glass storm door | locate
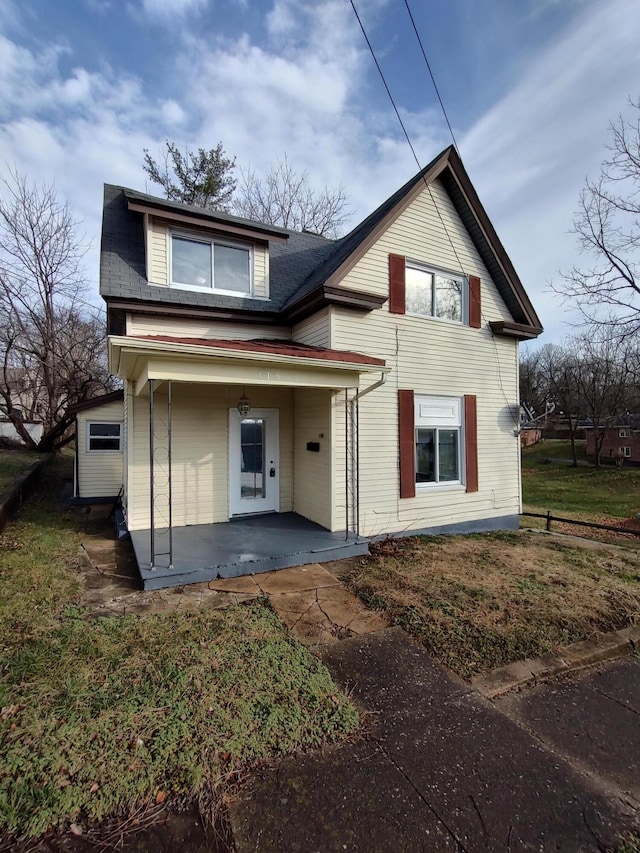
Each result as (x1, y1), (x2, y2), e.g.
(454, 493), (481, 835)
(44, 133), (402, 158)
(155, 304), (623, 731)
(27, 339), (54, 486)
(229, 408), (279, 516)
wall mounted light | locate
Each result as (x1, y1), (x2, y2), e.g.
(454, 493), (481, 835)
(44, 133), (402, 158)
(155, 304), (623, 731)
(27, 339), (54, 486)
(237, 387), (251, 418)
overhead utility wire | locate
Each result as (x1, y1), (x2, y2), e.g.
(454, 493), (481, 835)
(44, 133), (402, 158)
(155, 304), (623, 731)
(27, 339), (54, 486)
(348, 0), (467, 276)
(349, 0), (520, 426)
(401, 0), (459, 155)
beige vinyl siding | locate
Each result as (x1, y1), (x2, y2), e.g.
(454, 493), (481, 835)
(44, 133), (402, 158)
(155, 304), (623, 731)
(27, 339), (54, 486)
(293, 388), (333, 529)
(292, 309), (331, 348)
(331, 177), (520, 536)
(127, 384), (293, 531)
(147, 218), (269, 297)
(336, 178), (511, 323)
(148, 219), (168, 285)
(77, 400), (124, 499)
(127, 314), (291, 341)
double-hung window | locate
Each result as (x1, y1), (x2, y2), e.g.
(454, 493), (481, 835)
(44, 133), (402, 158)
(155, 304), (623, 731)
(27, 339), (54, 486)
(619, 428), (630, 438)
(170, 232), (252, 295)
(405, 265), (465, 322)
(87, 422), (122, 452)
(622, 446), (632, 458)
(414, 396), (462, 485)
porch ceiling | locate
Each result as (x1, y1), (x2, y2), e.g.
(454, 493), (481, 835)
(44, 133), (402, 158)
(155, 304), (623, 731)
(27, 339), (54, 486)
(109, 334), (388, 394)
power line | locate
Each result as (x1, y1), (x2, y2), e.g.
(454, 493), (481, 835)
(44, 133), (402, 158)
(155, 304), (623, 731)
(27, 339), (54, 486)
(348, 0), (521, 425)
(402, 0), (459, 154)
(348, 0), (467, 276)
(348, 0), (425, 178)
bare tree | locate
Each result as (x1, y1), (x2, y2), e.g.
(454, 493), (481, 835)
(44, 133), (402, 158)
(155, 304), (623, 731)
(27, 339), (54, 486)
(571, 329), (636, 466)
(234, 154), (351, 237)
(556, 96), (640, 335)
(142, 141), (236, 211)
(0, 171), (113, 449)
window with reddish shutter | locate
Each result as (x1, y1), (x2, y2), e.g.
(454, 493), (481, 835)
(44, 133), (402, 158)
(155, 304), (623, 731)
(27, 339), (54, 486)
(388, 254), (481, 328)
(398, 392), (478, 496)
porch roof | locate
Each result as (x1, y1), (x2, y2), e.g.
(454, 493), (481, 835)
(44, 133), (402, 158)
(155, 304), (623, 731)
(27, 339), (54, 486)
(109, 334), (388, 393)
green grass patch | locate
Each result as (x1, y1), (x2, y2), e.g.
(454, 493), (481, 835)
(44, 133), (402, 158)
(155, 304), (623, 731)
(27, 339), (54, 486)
(0, 460), (358, 843)
(0, 449), (43, 493)
(521, 438), (587, 462)
(522, 462), (640, 519)
(347, 532), (640, 680)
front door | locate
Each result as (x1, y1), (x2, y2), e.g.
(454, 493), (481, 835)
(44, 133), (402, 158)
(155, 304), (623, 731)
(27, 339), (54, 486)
(229, 408), (279, 516)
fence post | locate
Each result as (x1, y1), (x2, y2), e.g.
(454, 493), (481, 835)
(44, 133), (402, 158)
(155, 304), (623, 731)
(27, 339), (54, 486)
(546, 510), (552, 532)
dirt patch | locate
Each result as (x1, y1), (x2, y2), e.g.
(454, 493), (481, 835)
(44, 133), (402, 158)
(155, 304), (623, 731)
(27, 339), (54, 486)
(345, 530), (640, 679)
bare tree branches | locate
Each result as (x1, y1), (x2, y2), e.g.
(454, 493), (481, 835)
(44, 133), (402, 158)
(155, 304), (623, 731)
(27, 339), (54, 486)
(142, 141), (236, 211)
(556, 96), (640, 335)
(0, 171), (113, 448)
(520, 330), (639, 467)
(234, 154), (351, 238)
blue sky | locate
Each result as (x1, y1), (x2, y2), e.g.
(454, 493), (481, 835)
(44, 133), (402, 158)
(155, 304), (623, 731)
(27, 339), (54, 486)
(1, 0), (638, 343)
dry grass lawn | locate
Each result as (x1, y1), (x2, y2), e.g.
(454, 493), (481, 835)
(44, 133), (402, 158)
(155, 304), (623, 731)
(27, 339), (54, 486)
(346, 531), (640, 679)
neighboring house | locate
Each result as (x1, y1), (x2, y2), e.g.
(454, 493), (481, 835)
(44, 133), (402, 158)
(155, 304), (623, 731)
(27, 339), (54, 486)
(99, 145), (542, 588)
(66, 390), (125, 502)
(0, 367), (44, 445)
(585, 415), (640, 464)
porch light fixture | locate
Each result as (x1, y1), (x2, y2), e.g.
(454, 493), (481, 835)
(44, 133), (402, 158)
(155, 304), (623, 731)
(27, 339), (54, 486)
(237, 389), (251, 418)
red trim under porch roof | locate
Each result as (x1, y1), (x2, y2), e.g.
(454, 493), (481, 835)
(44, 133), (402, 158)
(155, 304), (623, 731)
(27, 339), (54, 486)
(133, 336), (386, 368)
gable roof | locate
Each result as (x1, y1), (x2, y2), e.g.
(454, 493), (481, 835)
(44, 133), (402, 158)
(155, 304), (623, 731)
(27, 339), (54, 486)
(283, 146), (541, 331)
(100, 147), (542, 334)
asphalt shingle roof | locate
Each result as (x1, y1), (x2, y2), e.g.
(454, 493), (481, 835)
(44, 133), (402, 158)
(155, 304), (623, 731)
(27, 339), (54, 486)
(99, 147), (542, 331)
(100, 184), (337, 313)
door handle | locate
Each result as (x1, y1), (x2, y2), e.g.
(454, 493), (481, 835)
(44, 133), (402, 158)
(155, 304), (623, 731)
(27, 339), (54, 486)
(269, 467), (276, 478)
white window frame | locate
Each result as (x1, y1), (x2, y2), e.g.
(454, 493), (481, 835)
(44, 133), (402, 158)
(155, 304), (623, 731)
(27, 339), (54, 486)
(405, 262), (467, 325)
(619, 428), (630, 438)
(414, 395), (464, 489)
(87, 421), (123, 453)
(622, 446), (632, 458)
(168, 229), (254, 297)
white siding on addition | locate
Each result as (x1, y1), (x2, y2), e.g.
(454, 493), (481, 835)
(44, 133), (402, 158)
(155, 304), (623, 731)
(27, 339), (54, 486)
(76, 399), (124, 499)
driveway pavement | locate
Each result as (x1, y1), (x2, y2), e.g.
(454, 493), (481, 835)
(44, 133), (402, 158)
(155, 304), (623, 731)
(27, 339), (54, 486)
(230, 629), (640, 852)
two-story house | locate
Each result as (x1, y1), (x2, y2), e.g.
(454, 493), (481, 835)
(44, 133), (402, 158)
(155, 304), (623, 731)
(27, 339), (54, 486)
(91, 145), (542, 589)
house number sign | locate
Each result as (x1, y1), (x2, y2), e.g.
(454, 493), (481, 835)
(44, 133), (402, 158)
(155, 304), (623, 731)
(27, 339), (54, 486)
(258, 370), (281, 381)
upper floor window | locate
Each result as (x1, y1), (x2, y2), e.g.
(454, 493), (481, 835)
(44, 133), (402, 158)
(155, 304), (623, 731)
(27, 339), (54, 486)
(170, 232), (252, 295)
(405, 265), (465, 322)
(619, 428), (630, 438)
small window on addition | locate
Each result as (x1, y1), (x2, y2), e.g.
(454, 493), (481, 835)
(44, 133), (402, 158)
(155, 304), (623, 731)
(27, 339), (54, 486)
(88, 422), (122, 452)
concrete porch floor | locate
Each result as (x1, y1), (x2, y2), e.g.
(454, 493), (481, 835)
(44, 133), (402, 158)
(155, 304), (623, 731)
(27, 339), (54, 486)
(129, 512), (369, 591)
(80, 513), (386, 644)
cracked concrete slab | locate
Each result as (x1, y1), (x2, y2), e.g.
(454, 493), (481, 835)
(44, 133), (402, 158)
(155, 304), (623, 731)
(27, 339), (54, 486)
(80, 527), (384, 643)
(230, 629), (639, 852)
(255, 563), (342, 594)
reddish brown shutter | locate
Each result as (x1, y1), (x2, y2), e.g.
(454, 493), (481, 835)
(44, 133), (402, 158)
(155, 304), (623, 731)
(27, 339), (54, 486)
(464, 394), (478, 493)
(389, 254), (406, 314)
(398, 390), (415, 498)
(468, 275), (481, 329)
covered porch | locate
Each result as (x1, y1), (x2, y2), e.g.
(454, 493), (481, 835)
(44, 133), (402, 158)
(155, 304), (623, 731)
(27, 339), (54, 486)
(130, 512), (369, 590)
(109, 334), (386, 589)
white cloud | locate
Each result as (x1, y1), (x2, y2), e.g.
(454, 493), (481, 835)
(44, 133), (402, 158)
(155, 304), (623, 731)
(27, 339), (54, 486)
(0, 0), (634, 343)
(461, 0), (640, 341)
(138, 0), (207, 21)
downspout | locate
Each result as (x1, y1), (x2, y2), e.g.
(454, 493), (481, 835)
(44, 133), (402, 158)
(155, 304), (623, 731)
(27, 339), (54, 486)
(350, 373), (388, 538)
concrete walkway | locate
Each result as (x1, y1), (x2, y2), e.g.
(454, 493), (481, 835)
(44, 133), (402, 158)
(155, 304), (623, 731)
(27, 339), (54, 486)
(80, 523), (385, 643)
(229, 629), (639, 852)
